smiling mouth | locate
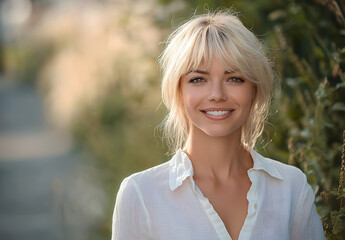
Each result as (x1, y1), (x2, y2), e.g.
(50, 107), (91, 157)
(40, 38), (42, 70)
(201, 109), (235, 116)
(206, 110), (230, 116)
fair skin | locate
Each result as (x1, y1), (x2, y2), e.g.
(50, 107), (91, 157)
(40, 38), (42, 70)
(180, 57), (256, 240)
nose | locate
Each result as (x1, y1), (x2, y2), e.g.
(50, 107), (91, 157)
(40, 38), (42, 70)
(208, 82), (227, 102)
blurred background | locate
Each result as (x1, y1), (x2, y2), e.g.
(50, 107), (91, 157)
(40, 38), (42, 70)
(0, 0), (344, 239)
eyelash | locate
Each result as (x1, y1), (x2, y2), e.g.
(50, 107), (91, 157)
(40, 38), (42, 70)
(189, 77), (204, 83)
(188, 77), (245, 84)
(228, 77), (245, 83)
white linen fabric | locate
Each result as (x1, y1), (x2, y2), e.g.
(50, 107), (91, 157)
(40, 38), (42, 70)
(111, 149), (325, 240)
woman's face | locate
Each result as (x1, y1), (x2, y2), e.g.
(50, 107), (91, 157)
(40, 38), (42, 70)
(180, 58), (255, 139)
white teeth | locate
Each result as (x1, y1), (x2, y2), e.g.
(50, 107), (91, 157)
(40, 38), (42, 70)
(206, 110), (231, 116)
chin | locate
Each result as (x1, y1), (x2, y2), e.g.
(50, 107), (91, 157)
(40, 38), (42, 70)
(201, 127), (241, 139)
(190, 121), (244, 140)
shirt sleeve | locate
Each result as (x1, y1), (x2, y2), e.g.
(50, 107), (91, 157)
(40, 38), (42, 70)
(290, 172), (325, 240)
(111, 176), (152, 240)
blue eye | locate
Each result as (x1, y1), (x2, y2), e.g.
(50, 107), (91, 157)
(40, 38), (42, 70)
(189, 77), (204, 83)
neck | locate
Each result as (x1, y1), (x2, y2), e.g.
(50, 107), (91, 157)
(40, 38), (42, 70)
(183, 127), (253, 182)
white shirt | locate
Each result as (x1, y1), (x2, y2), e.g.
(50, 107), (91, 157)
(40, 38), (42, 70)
(112, 149), (325, 240)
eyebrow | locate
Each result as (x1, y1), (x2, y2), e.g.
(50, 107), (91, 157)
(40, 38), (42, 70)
(186, 69), (238, 75)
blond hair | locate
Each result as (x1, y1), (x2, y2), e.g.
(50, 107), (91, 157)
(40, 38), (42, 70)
(159, 10), (275, 153)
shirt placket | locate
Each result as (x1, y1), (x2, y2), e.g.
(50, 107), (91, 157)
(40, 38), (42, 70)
(238, 170), (260, 240)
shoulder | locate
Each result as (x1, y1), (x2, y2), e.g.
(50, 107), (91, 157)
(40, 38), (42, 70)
(252, 150), (307, 185)
(114, 160), (171, 217)
(255, 152), (317, 214)
(253, 151), (311, 197)
(266, 157), (306, 182)
(113, 162), (171, 239)
(252, 154), (325, 239)
(261, 154), (315, 209)
(126, 160), (170, 184)
(118, 160), (171, 197)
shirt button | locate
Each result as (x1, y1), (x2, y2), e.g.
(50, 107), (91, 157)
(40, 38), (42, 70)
(253, 203), (257, 209)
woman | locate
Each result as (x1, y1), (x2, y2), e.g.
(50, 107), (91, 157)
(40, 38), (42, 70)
(111, 10), (325, 240)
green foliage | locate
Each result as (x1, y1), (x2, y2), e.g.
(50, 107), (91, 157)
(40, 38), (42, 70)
(264, 0), (345, 238)
(74, 81), (168, 187)
(4, 40), (55, 83)
(264, 1), (345, 238)
(321, 131), (345, 238)
(72, 79), (168, 237)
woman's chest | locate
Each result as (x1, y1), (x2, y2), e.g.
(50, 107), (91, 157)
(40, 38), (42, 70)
(146, 178), (292, 240)
(201, 181), (251, 239)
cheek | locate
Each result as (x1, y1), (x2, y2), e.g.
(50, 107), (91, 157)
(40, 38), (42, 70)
(233, 87), (255, 112)
(183, 95), (196, 116)
(182, 88), (200, 109)
(234, 92), (253, 105)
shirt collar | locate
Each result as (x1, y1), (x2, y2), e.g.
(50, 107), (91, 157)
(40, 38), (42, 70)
(169, 149), (283, 191)
(249, 149), (284, 180)
(169, 149), (194, 191)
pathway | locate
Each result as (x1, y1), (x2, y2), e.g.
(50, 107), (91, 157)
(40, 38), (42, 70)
(0, 77), (104, 240)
